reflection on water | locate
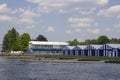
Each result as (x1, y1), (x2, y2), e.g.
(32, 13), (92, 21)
(0, 58), (120, 80)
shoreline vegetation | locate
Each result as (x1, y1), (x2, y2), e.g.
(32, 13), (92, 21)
(1, 54), (120, 63)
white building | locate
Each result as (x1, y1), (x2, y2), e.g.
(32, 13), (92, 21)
(27, 41), (68, 54)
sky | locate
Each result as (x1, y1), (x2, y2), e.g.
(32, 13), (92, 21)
(0, 0), (120, 43)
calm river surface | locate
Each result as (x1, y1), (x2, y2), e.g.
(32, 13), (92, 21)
(0, 58), (120, 80)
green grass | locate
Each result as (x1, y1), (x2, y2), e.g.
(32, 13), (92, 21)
(34, 54), (120, 61)
(1, 53), (120, 61)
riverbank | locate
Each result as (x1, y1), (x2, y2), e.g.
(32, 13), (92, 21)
(1, 54), (120, 63)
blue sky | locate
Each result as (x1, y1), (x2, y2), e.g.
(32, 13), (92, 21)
(0, 0), (120, 43)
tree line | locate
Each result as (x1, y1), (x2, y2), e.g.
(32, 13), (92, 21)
(68, 35), (120, 46)
(2, 28), (48, 52)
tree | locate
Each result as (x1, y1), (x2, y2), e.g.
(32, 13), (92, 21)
(35, 34), (48, 41)
(2, 30), (10, 52)
(97, 35), (110, 44)
(19, 33), (31, 51)
(67, 39), (79, 46)
(110, 38), (120, 44)
(2, 28), (19, 52)
(84, 39), (92, 45)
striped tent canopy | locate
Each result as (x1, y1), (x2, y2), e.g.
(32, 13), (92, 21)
(63, 46), (75, 50)
(90, 44), (103, 50)
(106, 44), (120, 49)
(73, 45), (87, 50)
(84, 44), (103, 50)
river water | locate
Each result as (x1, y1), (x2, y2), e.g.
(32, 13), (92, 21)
(0, 58), (120, 80)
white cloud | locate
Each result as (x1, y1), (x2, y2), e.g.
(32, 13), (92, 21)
(97, 5), (120, 18)
(65, 30), (73, 34)
(19, 18), (35, 24)
(105, 28), (112, 32)
(68, 17), (94, 27)
(80, 8), (96, 15)
(26, 25), (35, 29)
(75, 29), (81, 33)
(114, 22), (120, 28)
(1, 6), (38, 26)
(94, 23), (99, 27)
(11, 8), (39, 24)
(20, 10), (37, 18)
(18, 10), (38, 24)
(87, 28), (100, 34)
(65, 29), (81, 34)
(11, 8), (26, 14)
(46, 26), (55, 32)
(0, 7), (38, 29)
(26, 0), (109, 14)
(0, 2), (39, 28)
(0, 3), (10, 13)
(0, 15), (14, 22)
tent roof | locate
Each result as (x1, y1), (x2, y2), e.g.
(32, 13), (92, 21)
(90, 44), (103, 49)
(67, 46), (75, 50)
(106, 44), (120, 48)
(63, 46), (75, 50)
(77, 45), (87, 49)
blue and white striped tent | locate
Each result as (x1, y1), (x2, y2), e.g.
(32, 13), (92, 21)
(105, 44), (120, 57)
(62, 44), (120, 57)
(92, 44), (120, 57)
(83, 44), (103, 56)
(73, 45), (87, 56)
(62, 46), (75, 55)
(89, 44), (103, 56)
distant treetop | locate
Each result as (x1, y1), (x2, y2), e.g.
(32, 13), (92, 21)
(35, 34), (48, 41)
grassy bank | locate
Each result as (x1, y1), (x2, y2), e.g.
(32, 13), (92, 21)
(35, 54), (120, 61)
(1, 53), (120, 61)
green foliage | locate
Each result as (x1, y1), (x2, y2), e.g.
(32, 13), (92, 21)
(19, 33), (31, 51)
(67, 39), (79, 46)
(81, 39), (97, 45)
(68, 35), (120, 45)
(97, 35), (110, 44)
(2, 30), (10, 52)
(2, 28), (31, 52)
(2, 28), (19, 52)
(110, 38), (120, 44)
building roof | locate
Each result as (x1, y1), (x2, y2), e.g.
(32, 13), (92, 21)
(29, 41), (68, 46)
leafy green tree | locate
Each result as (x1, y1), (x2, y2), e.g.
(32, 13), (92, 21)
(68, 39), (79, 46)
(83, 39), (97, 45)
(2, 28), (19, 52)
(2, 30), (11, 52)
(97, 35), (110, 44)
(118, 38), (120, 43)
(84, 39), (92, 45)
(11, 28), (19, 51)
(110, 38), (120, 44)
(19, 33), (31, 51)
